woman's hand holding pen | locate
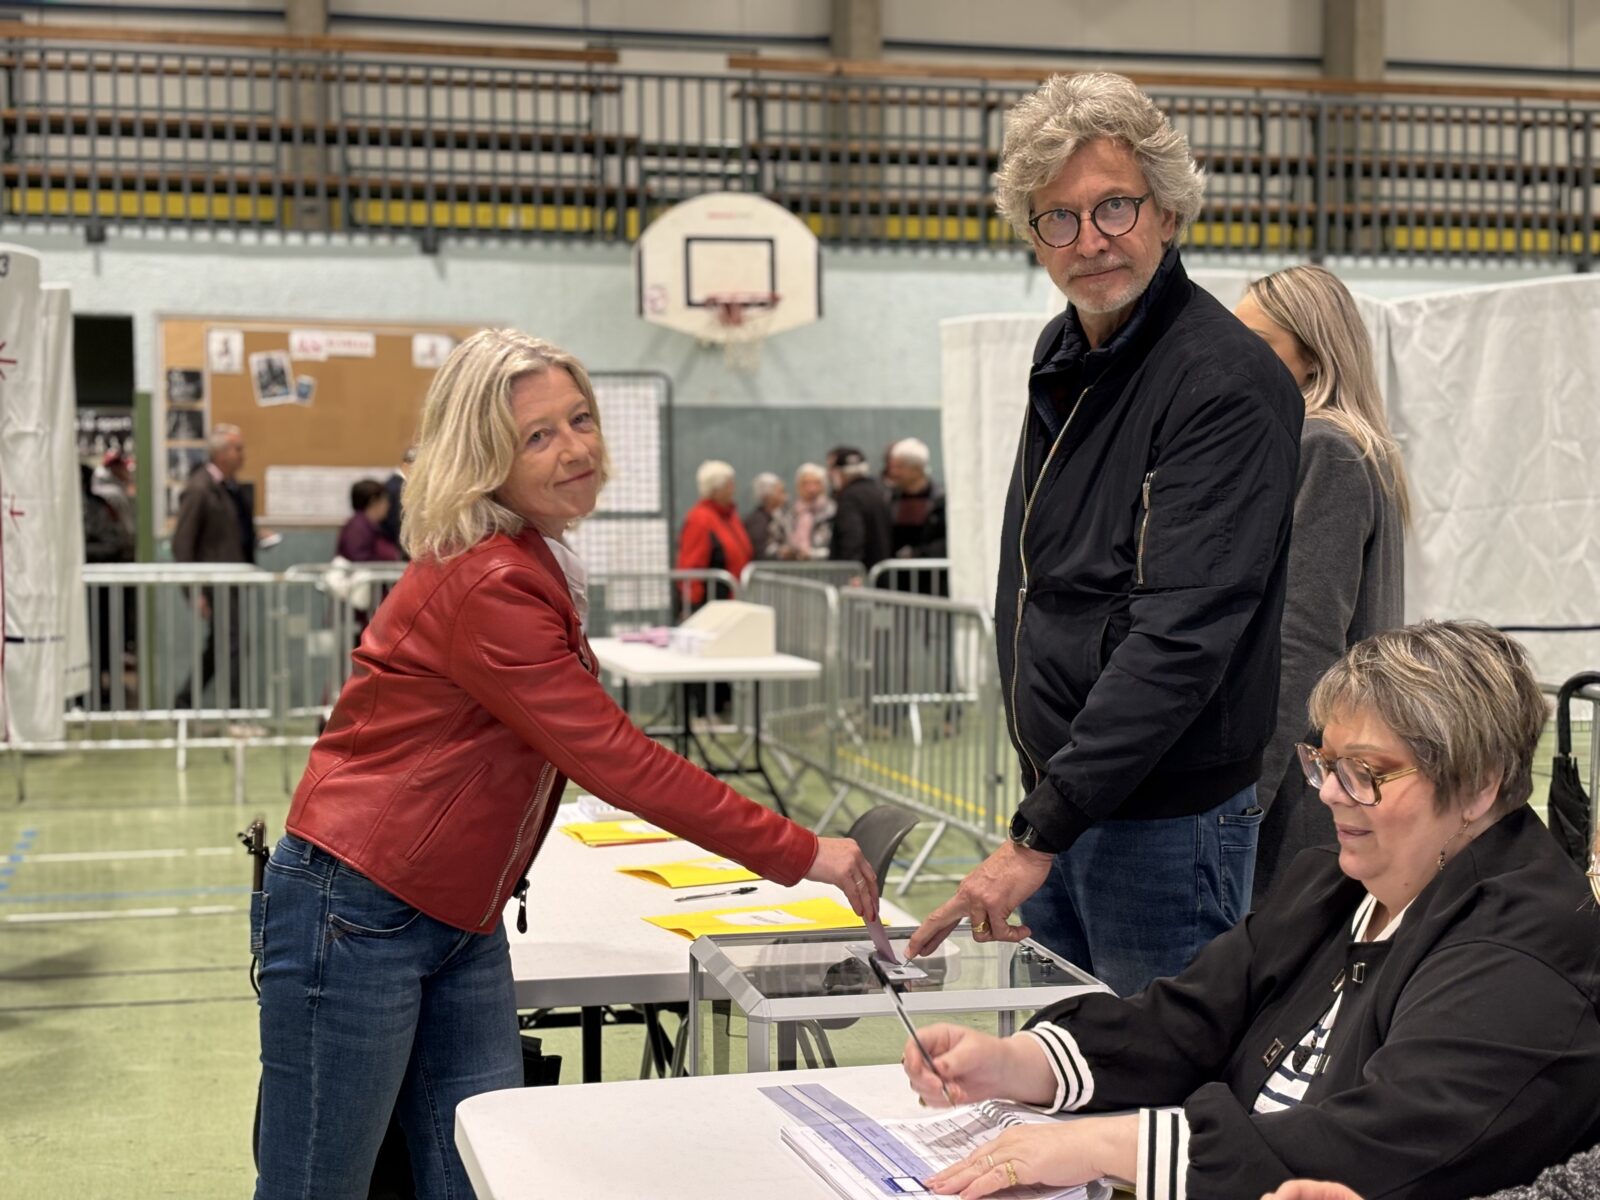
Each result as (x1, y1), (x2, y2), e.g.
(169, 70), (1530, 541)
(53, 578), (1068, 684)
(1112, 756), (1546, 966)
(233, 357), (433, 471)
(804, 837), (879, 920)
(901, 1025), (1057, 1109)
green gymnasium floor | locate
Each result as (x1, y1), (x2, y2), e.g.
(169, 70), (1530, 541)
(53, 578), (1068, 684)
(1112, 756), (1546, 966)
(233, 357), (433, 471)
(0, 740), (970, 1199)
(0, 723), (1579, 1198)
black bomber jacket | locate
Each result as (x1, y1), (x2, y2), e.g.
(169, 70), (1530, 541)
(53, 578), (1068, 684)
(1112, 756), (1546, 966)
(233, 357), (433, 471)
(1025, 806), (1600, 1198)
(999, 249), (1303, 851)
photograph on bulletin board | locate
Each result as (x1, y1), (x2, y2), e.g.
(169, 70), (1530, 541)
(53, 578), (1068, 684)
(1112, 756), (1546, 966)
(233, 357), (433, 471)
(166, 367), (203, 405)
(166, 407), (206, 441)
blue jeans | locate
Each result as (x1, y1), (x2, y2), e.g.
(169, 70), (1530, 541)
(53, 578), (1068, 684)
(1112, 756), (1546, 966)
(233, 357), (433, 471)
(253, 834), (522, 1200)
(1019, 785), (1263, 998)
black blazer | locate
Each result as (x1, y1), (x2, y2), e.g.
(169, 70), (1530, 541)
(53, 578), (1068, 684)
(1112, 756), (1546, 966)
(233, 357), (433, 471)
(1029, 806), (1600, 1199)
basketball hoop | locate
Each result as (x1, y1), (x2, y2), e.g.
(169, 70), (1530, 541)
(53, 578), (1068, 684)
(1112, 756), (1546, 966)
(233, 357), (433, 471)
(701, 291), (780, 372)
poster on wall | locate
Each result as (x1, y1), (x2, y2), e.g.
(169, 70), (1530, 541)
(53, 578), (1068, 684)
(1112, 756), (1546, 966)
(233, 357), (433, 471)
(166, 367), (204, 404)
(294, 375), (316, 406)
(77, 410), (134, 461)
(166, 446), (207, 487)
(249, 349), (294, 406)
(207, 328), (244, 374)
(412, 332), (456, 369)
(165, 407), (206, 440)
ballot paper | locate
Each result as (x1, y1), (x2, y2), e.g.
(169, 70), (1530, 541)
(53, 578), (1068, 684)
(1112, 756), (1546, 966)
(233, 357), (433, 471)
(643, 897), (864, 940)
(762, 1083), (1110, 1200)
(560, 820), (680, 847)
(616, 856), (759, 888)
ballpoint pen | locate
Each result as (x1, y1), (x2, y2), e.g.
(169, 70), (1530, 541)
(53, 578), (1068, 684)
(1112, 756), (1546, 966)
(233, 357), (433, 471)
(868, 955), (954, 1105)
(674, 885), (759, 902)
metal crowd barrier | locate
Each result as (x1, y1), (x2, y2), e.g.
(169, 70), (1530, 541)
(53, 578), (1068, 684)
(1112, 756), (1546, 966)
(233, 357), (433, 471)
(865, 557), (951, 597)
(739, 572), (842, 806)
(742, 561), (865, 590)
(831, 586), (1004, 893)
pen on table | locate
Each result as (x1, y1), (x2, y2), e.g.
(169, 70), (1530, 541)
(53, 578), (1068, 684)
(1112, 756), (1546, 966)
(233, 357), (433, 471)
(674, 885), (759, 902)
(869, 956), (954, 1106)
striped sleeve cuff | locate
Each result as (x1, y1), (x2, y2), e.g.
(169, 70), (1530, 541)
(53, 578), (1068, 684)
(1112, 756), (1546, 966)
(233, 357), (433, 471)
(1019, 1022), (1094, 1112)
(1136, 1107), (1190, 1200)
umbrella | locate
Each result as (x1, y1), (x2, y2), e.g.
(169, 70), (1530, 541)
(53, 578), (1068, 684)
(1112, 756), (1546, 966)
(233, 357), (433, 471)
(1549, 671), (1600, 869)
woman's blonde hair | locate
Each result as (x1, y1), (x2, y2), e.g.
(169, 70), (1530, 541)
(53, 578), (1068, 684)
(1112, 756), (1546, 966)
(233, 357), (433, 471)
(401, 329), (606, 561)
(994, 72), (1205, 243)
(1247, 265), (1413, 525)
(1308, 620), (1547, 816)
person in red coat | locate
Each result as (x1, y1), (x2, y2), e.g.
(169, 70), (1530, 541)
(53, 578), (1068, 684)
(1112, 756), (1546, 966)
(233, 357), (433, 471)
(675, 458), (753, 611)
(253, 330), (877, 1200)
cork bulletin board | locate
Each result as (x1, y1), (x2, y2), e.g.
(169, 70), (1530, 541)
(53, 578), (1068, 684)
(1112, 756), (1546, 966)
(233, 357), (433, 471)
(155, 315), (486, 526)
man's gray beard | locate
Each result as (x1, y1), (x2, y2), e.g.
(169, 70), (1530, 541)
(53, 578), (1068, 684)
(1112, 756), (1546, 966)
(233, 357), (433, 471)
(1066, 260), (1152, 315)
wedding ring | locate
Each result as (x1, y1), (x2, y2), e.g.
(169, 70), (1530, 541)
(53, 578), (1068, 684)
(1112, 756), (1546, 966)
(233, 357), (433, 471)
(984, 1153), (995, 1169)
(972, 919), (989, 934)
(1004, 1161), (1018, 1188)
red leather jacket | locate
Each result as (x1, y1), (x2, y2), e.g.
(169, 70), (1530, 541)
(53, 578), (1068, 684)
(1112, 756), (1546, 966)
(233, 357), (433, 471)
(286, 528), (818, 933)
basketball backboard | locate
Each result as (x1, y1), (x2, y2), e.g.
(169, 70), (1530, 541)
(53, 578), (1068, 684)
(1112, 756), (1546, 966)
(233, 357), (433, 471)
(634, 192), (821, 345)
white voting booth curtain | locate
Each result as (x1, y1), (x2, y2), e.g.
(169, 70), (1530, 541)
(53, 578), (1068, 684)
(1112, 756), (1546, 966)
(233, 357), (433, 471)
(1384, 277), (1600, 673)
(45, 285), (90, 702)
(942, 270), (1600, 676)
(0, 248), (83, 742)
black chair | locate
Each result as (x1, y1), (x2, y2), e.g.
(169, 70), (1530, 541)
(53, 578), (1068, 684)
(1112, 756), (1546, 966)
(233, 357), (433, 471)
(790, 803), (921, 1070)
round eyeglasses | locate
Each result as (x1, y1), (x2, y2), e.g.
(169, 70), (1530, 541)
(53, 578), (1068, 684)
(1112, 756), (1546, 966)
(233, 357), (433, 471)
(1027, 193), (1152, 249)
(1296, 742), (1420, 807)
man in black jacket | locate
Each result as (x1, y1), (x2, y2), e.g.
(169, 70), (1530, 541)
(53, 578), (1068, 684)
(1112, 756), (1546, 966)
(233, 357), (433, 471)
(827, 446), (892, 571)
(908, 73), (1303, 996)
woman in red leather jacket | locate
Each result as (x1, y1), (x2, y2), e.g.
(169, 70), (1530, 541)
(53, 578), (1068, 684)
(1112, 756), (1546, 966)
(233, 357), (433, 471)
(252, 329), (877, 1200)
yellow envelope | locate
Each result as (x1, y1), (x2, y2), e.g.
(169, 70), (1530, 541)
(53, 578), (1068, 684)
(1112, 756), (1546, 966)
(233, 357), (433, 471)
(644, 896), (865, 940)
(560, 820), (681, 847)
(617, 856), (760, 888)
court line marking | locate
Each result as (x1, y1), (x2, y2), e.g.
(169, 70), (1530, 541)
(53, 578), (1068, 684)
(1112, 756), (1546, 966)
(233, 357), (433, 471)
(3, 903), (242, 923)
(6, 846), (236, 864)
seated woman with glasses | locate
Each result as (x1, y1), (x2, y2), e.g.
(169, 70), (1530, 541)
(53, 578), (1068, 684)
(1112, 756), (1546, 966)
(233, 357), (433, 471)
(901, 620), (1600, 1200)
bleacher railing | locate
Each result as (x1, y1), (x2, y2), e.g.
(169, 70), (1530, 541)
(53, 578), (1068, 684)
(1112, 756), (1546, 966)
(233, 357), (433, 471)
(5, 23), (1600, 264)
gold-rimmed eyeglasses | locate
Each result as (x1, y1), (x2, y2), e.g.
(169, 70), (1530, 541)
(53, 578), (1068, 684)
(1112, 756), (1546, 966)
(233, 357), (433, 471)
(1296, 742), (1420, 807)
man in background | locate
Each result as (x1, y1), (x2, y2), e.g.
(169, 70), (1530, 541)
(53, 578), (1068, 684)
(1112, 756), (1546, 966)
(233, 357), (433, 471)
(379, 445), (415, 558)
(172, 424), (262, 733)
(827, 446), (892, 572)
(885, 437), (947, 594)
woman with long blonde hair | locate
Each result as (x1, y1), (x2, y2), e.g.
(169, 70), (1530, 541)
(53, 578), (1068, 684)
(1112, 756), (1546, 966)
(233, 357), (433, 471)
(1235, 265), (1411, 903)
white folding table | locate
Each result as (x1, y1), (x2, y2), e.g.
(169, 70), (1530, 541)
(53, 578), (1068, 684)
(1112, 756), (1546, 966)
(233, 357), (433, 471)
(457, 1063), (927, 1199)
(588, 637), (821, 816)
(508, 808), (915, 1081)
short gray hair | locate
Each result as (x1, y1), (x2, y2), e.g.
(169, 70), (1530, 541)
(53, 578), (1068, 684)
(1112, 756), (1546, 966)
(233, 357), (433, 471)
(208, 423), (242, 454)
(795, 462), (826, 485)
(696, 459), (736, 499)
(751, 472), (783, 503)
(994, 72), (1205, 243)
(1308, 620), (1548, 816)
(890, 438), (930, 469)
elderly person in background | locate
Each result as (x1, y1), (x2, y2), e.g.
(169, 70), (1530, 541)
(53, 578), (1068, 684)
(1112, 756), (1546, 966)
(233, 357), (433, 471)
(902, 620), (1600, 1200)
(1236, 266), (1412, 904)
(675, 459), (753, 610)
(255, 331), (877, 1200)
(743, 471), (797, 561)
(885, 437), (947, 563)
(789, 461), (835, 560)
(827, 445), (893, 571)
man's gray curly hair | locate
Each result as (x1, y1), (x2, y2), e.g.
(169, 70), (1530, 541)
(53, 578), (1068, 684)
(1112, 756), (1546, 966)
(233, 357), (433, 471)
(994, 72), (1206, 244)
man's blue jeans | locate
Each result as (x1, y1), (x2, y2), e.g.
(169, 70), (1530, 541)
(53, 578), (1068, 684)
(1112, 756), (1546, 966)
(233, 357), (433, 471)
(1018, 785), (1263, 997)
(253, 834), (522, 1200)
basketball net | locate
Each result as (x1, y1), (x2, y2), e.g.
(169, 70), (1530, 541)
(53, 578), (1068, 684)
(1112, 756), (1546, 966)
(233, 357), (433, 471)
(701, 291), (780, 372)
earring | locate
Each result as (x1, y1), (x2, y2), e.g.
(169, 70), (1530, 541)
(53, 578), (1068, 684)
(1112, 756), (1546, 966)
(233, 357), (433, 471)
(1437, 814), (1472, 872)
